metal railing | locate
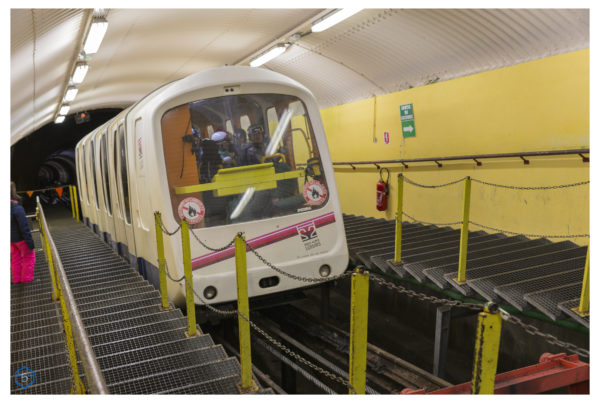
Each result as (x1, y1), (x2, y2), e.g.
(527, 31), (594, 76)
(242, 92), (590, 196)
(36, 197), (108, 394)
(332, 148), (589, 169)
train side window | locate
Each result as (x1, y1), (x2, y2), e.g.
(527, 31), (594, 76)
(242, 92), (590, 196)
(118, 124), (132, 224)
(112, 127), (122, 218)
(100, 131), (112, 215)
(82, 143), (90, 204)
(240, 115), (250, 132)
(91, 138), (101, 210)
(225, 120), (233, 133)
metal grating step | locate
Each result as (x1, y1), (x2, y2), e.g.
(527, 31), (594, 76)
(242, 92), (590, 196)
(11, 341), (67, 365)
(469, 255), (586, 303)
(96, 340), (226, 372)
(156, 374), (241, 394)
(11, 331), (66, 354)
(11, 376), (72, 395)
(107, 357), (241, 394)
(88, 317), (190, 347)
(557, 299), (589, 328)
(85, 310), (184, 337)
(523, 282), (583, 320)
(101, 346), (229, 386)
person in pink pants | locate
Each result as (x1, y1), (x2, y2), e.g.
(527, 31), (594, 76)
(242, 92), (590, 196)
(11, 182), (35, 283)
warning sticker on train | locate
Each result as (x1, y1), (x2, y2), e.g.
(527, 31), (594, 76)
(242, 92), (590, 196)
(178, 197), (205, 224)
(303, 180), (327, 206)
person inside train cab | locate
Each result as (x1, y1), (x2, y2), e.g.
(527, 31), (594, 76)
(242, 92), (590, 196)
(211, 130), (236, 168)
(241, 123), (265, 165)
(10, 181), (36, 283)
(232, 128), (247, 163)
(198, 140), (228, 225)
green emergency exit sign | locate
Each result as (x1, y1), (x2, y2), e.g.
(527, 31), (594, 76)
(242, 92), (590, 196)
(400, 103), (416, 138)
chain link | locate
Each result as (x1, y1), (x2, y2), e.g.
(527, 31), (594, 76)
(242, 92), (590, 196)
(369, 273), (483, 311)
(402, 211), (463, 227)
(471, 178), (589, 190)
(469, 221), (590, 239)
(499, 309), (589, 358)
(403, 175), (467, 188)
(190, 229), (237, 252)
(155, 212), (181, 236)
(242, 237), (354, 284)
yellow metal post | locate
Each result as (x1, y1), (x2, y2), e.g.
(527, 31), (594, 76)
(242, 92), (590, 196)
(574, 246), (590, 316)
(471, 303), (502, 394)
(181, 219), (197, 337)
(41, 222), (59, 301)
(349, 268), (370, 394)
(394, 174), (404, 263)
(455, 176), (472, 284)
(73, 186), (80, 222)
(155, 212), (171, 310)
(69, 186), (75, 218)
(235, 234), (258, 393)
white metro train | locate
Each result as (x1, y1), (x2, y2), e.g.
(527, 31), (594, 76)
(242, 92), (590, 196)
(75, 66), (349, 307)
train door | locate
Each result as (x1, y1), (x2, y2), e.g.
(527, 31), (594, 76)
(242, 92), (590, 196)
(91, 130), (109, 239)
(116, 122), (137, 264)
(98, 128), (117, 250)
(107, 120), (127, 258)
(83, 135), (99, 231)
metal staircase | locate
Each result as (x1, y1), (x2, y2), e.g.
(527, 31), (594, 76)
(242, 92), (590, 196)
(343, 214), (589, 328)
(11, 208), (271, 394)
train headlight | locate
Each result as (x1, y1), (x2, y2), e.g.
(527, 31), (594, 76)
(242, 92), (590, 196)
(319, 264), (331, 278)
(203, 286), (217, 300)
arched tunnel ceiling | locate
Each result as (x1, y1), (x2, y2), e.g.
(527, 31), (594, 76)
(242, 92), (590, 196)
(10, 8), (589, 146)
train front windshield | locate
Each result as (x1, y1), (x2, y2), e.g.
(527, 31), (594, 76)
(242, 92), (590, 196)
(161, 93), (330, 227)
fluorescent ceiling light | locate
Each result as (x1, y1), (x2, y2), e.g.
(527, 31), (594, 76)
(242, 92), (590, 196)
(71, 64), (89, 84)
(55, 116), (66, 124)
(64, 87), (79, 102)
(250, 45), (287, 67)
(311, 9), (362, 32)
(59, 105), (70, 115)
(83, 18), (108, 55)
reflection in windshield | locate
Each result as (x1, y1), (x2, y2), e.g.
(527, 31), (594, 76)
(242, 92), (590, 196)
(161, 93), (329, 227)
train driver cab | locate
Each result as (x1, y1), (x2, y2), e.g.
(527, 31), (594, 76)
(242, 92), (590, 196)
(160, 93), (330, 228)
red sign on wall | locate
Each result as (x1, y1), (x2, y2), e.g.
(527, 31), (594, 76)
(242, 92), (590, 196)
(383, 131), (390, 144)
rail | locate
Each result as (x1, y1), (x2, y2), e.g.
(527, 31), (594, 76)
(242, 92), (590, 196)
(332, 148), (589, 169)
(36, 197), (108, 394)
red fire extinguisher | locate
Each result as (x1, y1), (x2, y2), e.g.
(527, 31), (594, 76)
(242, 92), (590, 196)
(376, 168), (390, 211)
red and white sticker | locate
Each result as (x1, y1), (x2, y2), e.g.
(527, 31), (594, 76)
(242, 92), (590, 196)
(177, 197), (205, 224)
(303, 180), (328, 206)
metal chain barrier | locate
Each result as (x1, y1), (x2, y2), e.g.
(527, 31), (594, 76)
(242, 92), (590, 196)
(402, 211), (463, 227)
(403, 175), (467, 188)
(469, 221), (590, 239)
(499, 309), (589, 358)
(242, 237), (354, 284)
(471, 178), (589, 190)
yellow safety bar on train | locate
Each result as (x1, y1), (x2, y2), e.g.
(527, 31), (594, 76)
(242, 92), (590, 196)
(174, 163), (305, 196)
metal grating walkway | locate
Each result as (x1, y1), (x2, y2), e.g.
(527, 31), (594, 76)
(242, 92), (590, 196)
(344, 214), (589, 328)
(12, 207), (272, 394)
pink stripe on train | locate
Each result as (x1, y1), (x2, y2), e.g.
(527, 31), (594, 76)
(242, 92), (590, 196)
(191, 211), (336, 270)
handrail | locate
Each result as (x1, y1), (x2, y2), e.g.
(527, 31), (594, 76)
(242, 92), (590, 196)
(36, 198), (109, 394)
(332, 148), (589, 169)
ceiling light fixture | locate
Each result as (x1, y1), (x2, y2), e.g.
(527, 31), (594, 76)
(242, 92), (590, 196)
(250, 44), (288, 67)
(311, 9), (362, 33)
(71, 63), (89, 84)
(83, 18), (108, 55)
(55, 115), (66, 124)
(59, 105), (70, 115)
(64, 87), (79, 102)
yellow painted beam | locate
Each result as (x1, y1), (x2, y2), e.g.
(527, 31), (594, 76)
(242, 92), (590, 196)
(73, 186), (80, 222)
(394, 174), (404, 263)
(471, 304), (502, 394)
(574, 246), (590, 316)
(235, 234), (258, 393)
(455, 176), (471, 284)
(349, 268), (370, 394)
(154, 212), (170, 310)
(181, 219), (197, 337)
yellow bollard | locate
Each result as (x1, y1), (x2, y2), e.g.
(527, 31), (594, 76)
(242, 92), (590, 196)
(574, 246), (590, 316)
(154, 212), (171, 310)
(69, 186), (75, 218)
(181, 219), (197, 337)
(235, 234), (258, 393)
(455, 176), (472, 284)
(349, 268), (370, 394)
(73, 186), (80, 222)
(471, 303), (502, 394)
(394, 174), (404, 263)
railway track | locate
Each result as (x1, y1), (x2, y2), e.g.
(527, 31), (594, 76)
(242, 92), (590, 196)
(210, 302), (451, 394)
